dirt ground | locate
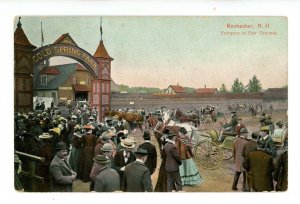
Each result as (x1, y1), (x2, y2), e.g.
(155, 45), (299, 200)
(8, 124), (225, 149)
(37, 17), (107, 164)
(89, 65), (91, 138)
(73, 110), (287, 192)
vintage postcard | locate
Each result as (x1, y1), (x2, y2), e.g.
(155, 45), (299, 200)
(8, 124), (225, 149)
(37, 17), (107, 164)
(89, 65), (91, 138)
(14, 16), (287, 193)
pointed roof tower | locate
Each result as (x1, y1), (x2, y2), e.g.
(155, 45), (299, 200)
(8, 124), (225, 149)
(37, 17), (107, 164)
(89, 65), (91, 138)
(53, 33), (78, 46)
(93, 18), (113, 60)
(14, 17), (36, 48)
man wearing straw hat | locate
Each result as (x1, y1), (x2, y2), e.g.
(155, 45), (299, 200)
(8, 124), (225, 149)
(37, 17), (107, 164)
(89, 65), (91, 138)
(92, 155), (120, 192)
(123, 148), (153, 192)
(113, 139), (136, 190)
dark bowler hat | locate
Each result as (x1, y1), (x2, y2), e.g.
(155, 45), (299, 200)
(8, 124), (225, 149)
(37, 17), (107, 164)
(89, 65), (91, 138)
(93, 155), (111, 164)
(55, 142), (67, 150)
(134, 148), (149, 155)
(166, 131), (177, 139)
(143, 130), (151, 140)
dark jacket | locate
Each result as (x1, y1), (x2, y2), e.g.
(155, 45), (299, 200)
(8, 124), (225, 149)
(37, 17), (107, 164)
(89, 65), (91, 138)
(242, 140), (257, 158)
(243, 149), (274, 192)
(113, 150), (136, 189)
(123, 161), (153, 192)
(223, 115), (238, 132)
(274, 151), (288, 191)
(164, 141), (182, 172)
(260, 135), (277, 157)
(94, 166), (120, 192)
(139, 141), (157, 175)
(50, 155), (73, 192)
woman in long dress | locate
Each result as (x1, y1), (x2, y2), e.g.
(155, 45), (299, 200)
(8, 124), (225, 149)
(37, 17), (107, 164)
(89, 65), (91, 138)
(69, 125), (83, 174)
(177, 127), (203, 186)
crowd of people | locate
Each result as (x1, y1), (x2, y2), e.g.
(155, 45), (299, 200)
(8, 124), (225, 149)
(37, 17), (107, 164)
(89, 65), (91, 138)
(14, 102), (287, 192)
(223, 111), (288, 192)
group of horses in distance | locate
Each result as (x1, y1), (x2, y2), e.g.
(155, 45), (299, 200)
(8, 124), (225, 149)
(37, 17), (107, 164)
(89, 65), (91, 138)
(227, 103), (263, 116)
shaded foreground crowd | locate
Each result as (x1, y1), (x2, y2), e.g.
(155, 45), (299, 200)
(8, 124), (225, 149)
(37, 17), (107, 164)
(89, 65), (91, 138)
(14, 105), (202, 192)
(14, 105), (288, 192)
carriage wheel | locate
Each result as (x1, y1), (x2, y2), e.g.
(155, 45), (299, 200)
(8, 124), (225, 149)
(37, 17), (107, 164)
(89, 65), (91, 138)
(221, 148), (233, 160)
(194, 140), (222, 170)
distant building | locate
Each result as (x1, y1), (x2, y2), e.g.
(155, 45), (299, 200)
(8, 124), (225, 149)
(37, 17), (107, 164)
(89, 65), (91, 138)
(195, 87), (218, 94)
(165, 84), (186, 94)
(263, 88), (288, 100)
(34, 63), (120, 103)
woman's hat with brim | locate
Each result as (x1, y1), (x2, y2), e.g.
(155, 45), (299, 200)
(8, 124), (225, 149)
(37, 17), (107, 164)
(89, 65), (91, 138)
(101, 132), (110, 140)
(121, 139), (135, 149)
(38, 133), (53, 139)
(93, 155), (111, 164)
(84, 123), (94, 130)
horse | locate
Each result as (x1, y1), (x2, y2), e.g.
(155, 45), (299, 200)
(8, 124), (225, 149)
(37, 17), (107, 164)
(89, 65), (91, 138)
(118, 111), (144, 132)
(174, 108), (199, 127)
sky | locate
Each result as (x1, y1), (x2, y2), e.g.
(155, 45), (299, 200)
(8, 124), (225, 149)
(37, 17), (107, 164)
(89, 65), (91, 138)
(15, 16), (287, 90)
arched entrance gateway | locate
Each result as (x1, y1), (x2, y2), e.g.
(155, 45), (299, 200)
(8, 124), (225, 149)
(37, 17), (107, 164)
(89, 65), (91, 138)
(32, 32), (113, 122)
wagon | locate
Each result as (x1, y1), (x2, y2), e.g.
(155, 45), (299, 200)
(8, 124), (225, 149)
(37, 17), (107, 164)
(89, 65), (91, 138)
(193, 128), (236, 170)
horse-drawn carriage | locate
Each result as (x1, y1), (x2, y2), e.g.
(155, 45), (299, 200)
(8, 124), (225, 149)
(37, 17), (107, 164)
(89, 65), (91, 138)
(150, 111), (235, 170)
(192, 128), (236, 169)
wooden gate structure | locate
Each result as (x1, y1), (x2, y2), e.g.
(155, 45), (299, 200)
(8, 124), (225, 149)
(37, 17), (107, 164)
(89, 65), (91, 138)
(15, 151), (45, 192)
(15, 17), (113, 121)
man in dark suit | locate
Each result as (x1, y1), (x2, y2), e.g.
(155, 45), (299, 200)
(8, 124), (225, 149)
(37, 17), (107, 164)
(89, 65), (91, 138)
(242, 140), (274, 192)
(93, 155), (120, 192)
(49, 142), (77, 192)
(259, 126), (277, 158)
(242, 132), (258, 191)
(139, 130), (157, 175)
(164, 131), (182, 192)
(123, 148), (153, 192)
(232, 128), (248, 191)
(113, 139), (136, 190)
(274, 149), (288, 191)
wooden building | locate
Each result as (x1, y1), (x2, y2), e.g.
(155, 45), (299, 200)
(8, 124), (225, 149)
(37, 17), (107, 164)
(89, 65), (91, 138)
(165, 84), (186, 94)
(14, 18), (36, 112)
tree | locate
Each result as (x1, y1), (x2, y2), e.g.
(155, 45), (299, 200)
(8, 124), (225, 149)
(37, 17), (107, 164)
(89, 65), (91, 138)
(247, 75), (262, 93)
(231, 78), (245, 93)
(219, 83), (227, 93)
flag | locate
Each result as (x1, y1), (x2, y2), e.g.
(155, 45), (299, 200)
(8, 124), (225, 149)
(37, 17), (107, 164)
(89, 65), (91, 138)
(41, 21), (44, 46)
(100, 17), (103, 40)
